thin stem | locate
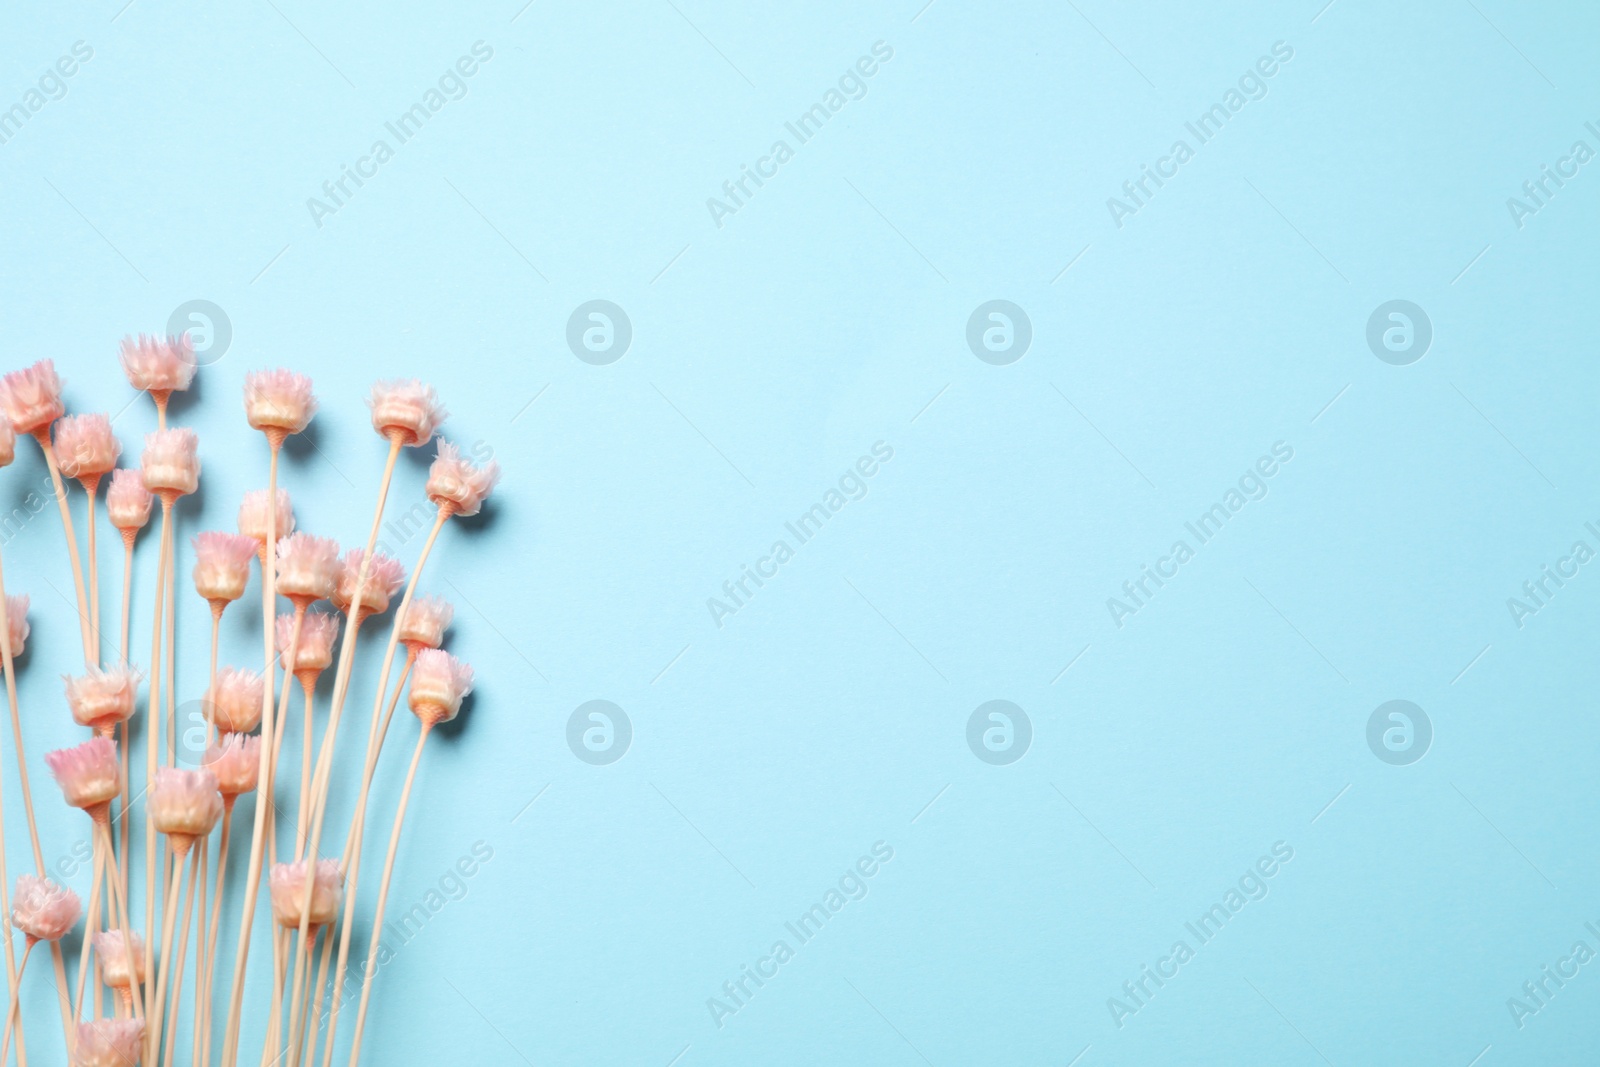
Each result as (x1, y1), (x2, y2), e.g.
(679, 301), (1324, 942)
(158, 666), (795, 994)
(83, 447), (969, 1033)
(148, 845), (186, 1065)
(189, 835), (208, 1067)
(295, 929), (332, 1067)
(143, 501), (172, 1037)
(96, 818), (143, 1022)
(160, 846), (200, 1067)
(0, 940), (37, 1067)
(199, 801), (234, 1067)
(208, 605), (222, 745)
(71, 841), (104, 1025)
(32, 433), (93, 663)
(117, 539), (134, 906)
(86, 480), (101, 665)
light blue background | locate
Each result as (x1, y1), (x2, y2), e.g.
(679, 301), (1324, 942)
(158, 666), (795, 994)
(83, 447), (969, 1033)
(2, 0), (1599, 1064)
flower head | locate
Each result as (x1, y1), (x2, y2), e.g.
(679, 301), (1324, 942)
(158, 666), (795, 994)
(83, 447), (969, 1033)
(0, 360), (64, 436)
(367, 379), (445, 447)
(44, 737), (121, 811)
(92, 929), (146, 989)
(3, 594), (27, 658)
(208, 667), (264, 734)
(71, 1019), (145, 1067)
(0, 418), (15, 469)
(149, 767), (222, 841)
(11, 875), (80, 942)
(426, 440), (500, 518)
(192, 532), (258, 605)
(269, 859), (343, 928)
(107, 469), (154, 537)
(399, 595), (453, 652)
(238, 488), (294, 548)
(141, 428), (200, 498)
(331, 550), (404, 617)
(276, 533), (340, 604)
(54, 414), (120, 484)
(277, 610), (339, 675)
(409, 649), (473, 725)
(244, 369), (317, 437)
(202, 733), (259, 797)
(119, 333), (196, 396)
(64, 666), (140, 732)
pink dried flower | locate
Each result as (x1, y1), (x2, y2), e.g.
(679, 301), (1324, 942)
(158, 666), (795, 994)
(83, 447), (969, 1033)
(269, 859), (343, 927)
(238, 488), (294, 547)
(409, 649), (473, 725)
(63, 666), (140, 733)
(399, 595), (453, 652)
(276, 533), (340, 605)
(192, 531), (258, 605)
(71, 1018), (145, 1067)
(208, 667), (264, 734)
(0, 360), (64, 437)
(426, 440), (500, 518)
(277, 609), (340, 675)
(2, 594), (27, 658)
(244, 369), (317, 437)
(118, 333), (196, 396)
(368, 379), (445, 447)
(331, 549), (405, 618)
(53, 414), (120, 484)
(11, 875), (80, 942)
(106, 469), (154, 536)
(92, 929), (146, 989)
(141, 428), (199, 498)
(0, 417), (15, 469)
(149, 766), (222, 841)
(44, 736), (121, 811)
(203, 733), (260, 797)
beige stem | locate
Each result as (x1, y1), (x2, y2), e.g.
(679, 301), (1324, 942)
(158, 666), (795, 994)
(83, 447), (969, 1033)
(32, 433), (92, 662)
(71, 840), (104, 1024)
(143, 500), (172, 1038)
(159, 846), (199, 1067)
(0, 940), (37, 1067)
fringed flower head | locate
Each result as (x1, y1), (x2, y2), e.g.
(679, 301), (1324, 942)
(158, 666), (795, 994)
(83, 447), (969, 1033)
(269, 859), (343, 928)
(3, 594), (27, 658)
(238, 488), (294, 548)
(276, 533), (340, 605)
(140, 428), (199, 499)
(277, 609), (340, 676)
(71, 1018), (145, 1067)
(53, 414), (120, 485)
(44, 736), (120, 812)
(107, 469), (154, 539)
(399, 595), (453, 652)
(409, 649), (473, 726)
(11, 875), (80, 943)
(92, 929), (146, 989)
(0, 417), (15, 469)
(368, 379), (445, 447)
(244, 369), (317, 439)
(331, 550), (404, 618)
(64, 666), (140, 733)
(192, 532), (258, 606)
(202, 733), (260, 798)
(119, 333), (196, 398)
(427, 440), (500, 518)
(149, 766), (222, 844)
(208, 667), (264, 734)
(0, 360), (64, 437)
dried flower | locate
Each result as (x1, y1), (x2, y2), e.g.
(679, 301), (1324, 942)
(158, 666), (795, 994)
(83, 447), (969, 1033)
(71, 1018), (145, 1067)
(119, 333), (195, 397)
(368, 379), (444, 447)
(244, 369), (317, 437)
(11, 875), (80, 942)
(192, 531), (258, 605)
(208, 667), (264, 734)
(269, 859), (343, 928)
(140, 428), (200, 499)
(202, 733), (260, 798)
(331, 550), (404, 617)
(276, 533), (340, 605)
(277, 609), (340, 675)
(426, 440), (500, 517)
(149, 767), (222, 841)
(44, 737), (121, 811)
(399, 595), (453, 652)
(107, 469), (154, 536)
(92, 929), (146, 989)
(238, 487), (294, 547)
(0, 417), (15, 469)
(2, 594), (27, 658)
(53, 414), (120, 484)
(63, 666), (140, 733)
(0, 360), (64, 437)
(409, 649), (473, 725)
